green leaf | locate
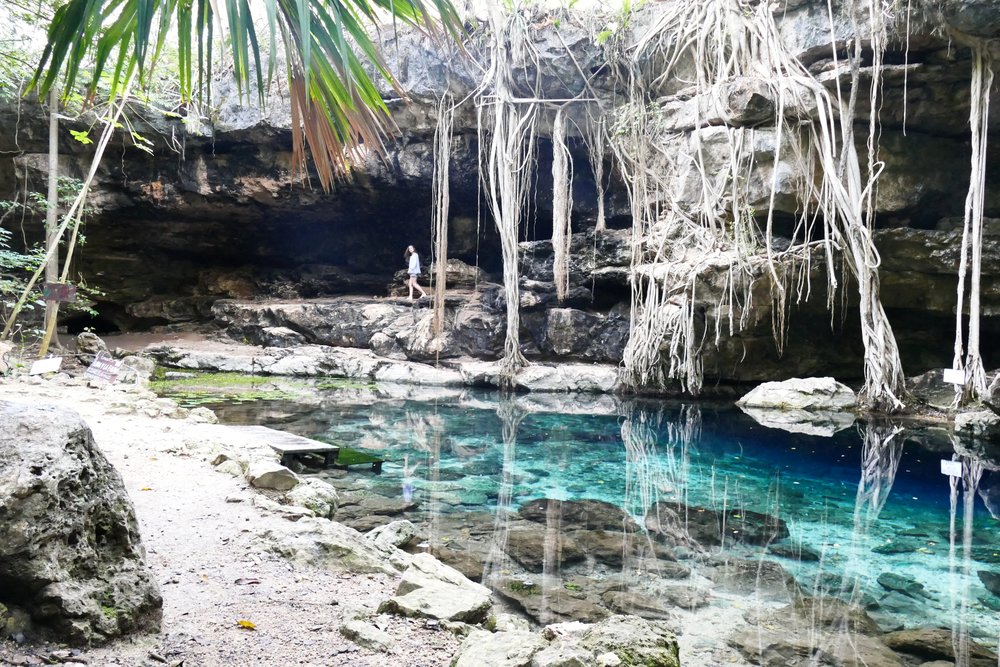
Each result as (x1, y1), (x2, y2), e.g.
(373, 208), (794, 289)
(69, 129), (93, 145)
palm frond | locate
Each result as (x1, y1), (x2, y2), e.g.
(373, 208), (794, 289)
(29, 0), (465, 189)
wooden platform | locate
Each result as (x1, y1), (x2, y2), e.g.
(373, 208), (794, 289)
(228, 425), (338, 467)
(227, 425), (383, 472)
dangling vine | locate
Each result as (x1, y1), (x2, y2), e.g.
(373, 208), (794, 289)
(431, 94), (455, 339)
(608, 0), (906, 409)
(551, 106), (573, 302)
(952, 42), (994, 404)
(475, 6), (541, 385)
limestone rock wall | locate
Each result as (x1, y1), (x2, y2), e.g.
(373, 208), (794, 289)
(2, 0), (1000, 380)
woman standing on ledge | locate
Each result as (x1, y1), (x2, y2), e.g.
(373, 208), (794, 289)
(404, 245), (427, 300)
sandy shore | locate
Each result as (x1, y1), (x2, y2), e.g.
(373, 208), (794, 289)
(0, 378), (461, 666)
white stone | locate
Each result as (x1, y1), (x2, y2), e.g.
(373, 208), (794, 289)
(246, 459), (300, 491)
(365, 519), (417, 550)
(259, 518), (399, 574)
(955, 409), (1000, 432)
(379, 553), (492, 623)
(451, 629), (547, 667)
(215, 460), (244, 477)
(737, 377), (856, 411)
(285, 478), (339, 519)
(339, 619), (394, 653)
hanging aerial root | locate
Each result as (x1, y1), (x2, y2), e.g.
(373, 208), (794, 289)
(551, 107), (573, 303)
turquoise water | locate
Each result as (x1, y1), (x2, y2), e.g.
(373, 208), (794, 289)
(208, 388), (1000, 643)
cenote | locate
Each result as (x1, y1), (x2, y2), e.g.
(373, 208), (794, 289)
(160, 376), (1000, 647)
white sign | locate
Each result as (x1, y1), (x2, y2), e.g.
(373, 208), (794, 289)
(84, 351), (123, 384)
(940, 459), (963, 477)
(943, 368), (967, 385)
(29, 357), (63, 375)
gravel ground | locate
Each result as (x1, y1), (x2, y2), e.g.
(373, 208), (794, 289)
(0, 379), (461, 667)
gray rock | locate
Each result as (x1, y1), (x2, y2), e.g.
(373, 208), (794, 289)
(259, 517), (401, 574)
(379, 553), (492, 623)
(0, 402), (162, 645)
(365, 519), (418, 550)
(578, 615), (680, 667)
(75, 332), (108, 361)
(955, 410), (1000, 433)
(737, 377), (856, 411)
(285, 478), (339, 518)
(599, 591), (674, 621)
(246, 459), (300, 491)
(739, 405), (855, 437)
(339, 619), (394, 653)
(645, 501), (790, 548)
(530, 641), (594, 667)
(451, 629), (547, 667)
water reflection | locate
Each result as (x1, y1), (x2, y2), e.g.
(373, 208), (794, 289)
(190, 385), (1000, 664)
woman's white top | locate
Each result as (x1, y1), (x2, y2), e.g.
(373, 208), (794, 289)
(408, 252), (421, 274)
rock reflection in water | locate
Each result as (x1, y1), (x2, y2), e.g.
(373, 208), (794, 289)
(194, 385), (1000, 664)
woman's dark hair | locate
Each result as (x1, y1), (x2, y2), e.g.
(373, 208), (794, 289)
(404, 247), (413, 261)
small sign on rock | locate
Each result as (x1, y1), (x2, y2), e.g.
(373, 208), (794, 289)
(84, 350), (123, 384)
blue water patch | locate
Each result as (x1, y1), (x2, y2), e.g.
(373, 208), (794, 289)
(207, 388), (1000, 642)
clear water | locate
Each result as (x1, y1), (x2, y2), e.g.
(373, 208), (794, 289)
(202, 385), (1000, 646)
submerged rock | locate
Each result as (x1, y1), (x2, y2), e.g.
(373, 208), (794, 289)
(876, 572), (932, 599)
(645, 501), (790, 548)
(977, 570), (1000, 598)
(0, 402), (162, 645)
(495, 577), (608, 625)
(285, 478), (339, 518)
(882, 627), (999, 666)
(517, 499), (640, 533)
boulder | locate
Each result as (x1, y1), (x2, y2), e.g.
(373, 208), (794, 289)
(379, 552), (492, 623)
(578, 615), (680, 667)
(118, 356), (156, 384)
(75, 332), (108, 362)
(285, 478), (339, 518)
(365, 520), (418, 550)
(955, 409), (1000, 433)
(0, 402), (161, 645)
(600, 591), (674, 621)
(450, 629), (547, 667)
(737, 377), (856, 411)
(530, 641), (594, 667)
(259, 517), (402, 574)
(246, 459), (300, 491)
(339, 619), (394, 653)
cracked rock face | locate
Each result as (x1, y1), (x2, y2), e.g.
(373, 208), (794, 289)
(0, 402), (162, 645)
